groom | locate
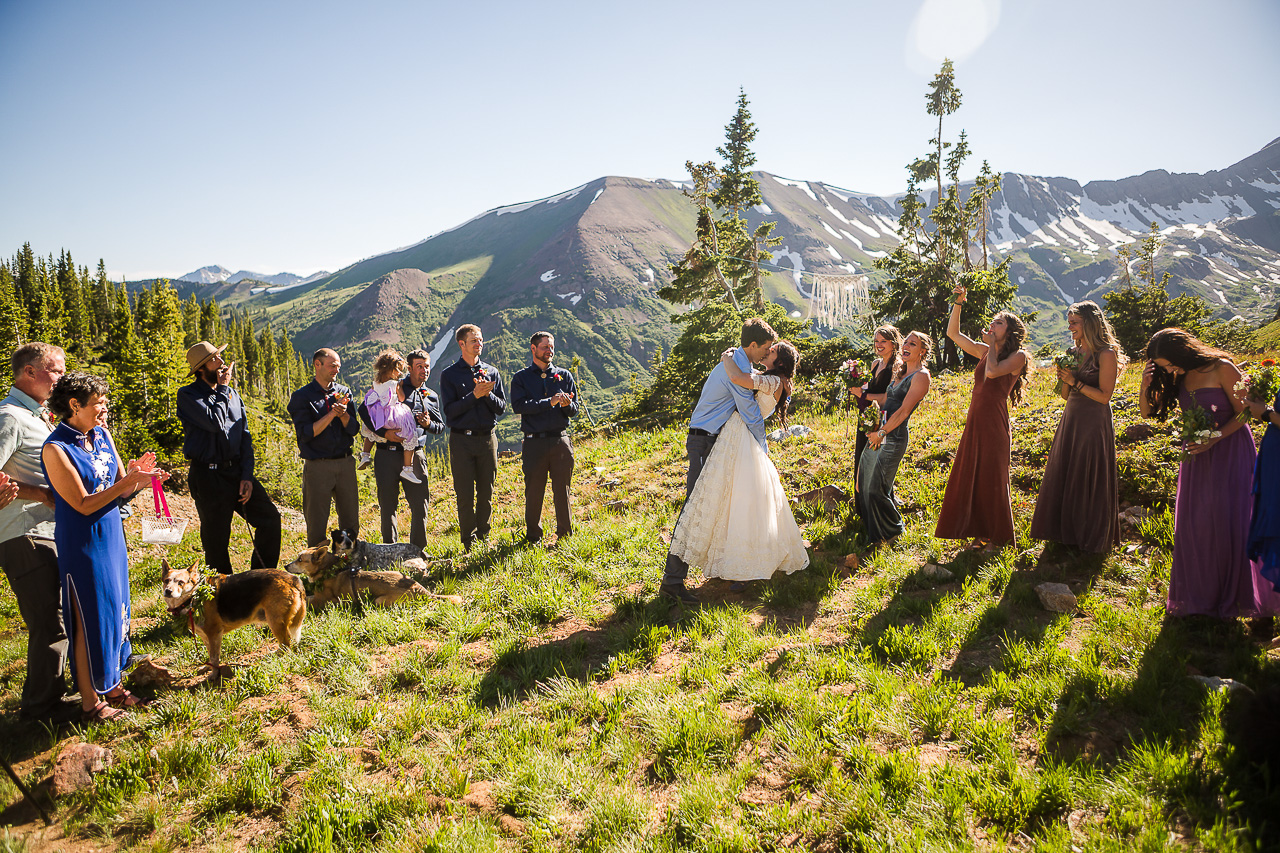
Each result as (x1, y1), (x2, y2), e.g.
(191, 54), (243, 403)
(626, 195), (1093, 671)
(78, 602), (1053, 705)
(660, 317), (776, 604)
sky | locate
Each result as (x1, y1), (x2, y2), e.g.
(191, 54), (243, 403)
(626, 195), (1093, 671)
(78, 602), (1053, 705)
(2, 0), (1277, 281)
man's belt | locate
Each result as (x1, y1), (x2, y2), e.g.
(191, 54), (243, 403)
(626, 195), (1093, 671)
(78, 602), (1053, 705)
(305, 454), (352, 461)
(197, 459), (241, 472)
(688, 428), (717, 437)
(524, 431), (566, 439)
(450, 428), (492, 437)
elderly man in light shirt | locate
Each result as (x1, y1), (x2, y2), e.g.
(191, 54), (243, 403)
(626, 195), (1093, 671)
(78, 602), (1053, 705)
(0, 342), (70, 721)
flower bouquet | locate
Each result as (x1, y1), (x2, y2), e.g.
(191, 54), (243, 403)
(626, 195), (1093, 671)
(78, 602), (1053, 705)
(858, 401), (883, 435)
(1052, 349), (1082, 395)
(840, 358), (870, 390)
(1235, 358), (1280, 422)
(1175, 401), (1222, 460)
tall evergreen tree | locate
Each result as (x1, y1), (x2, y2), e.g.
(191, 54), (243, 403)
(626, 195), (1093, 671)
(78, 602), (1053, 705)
(872, 59), (1015, 368)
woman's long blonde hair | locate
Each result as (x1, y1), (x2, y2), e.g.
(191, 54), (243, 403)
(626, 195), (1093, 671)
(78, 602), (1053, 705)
(1069, 301), (1128, 367)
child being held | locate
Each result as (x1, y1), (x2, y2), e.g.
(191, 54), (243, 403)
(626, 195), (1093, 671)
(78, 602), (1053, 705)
(359, 350), (422, 484)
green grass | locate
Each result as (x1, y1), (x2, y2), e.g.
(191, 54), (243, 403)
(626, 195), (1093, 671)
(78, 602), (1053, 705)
(2, 363), (1280, 850)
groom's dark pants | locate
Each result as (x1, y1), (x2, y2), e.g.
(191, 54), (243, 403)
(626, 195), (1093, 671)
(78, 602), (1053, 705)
(662, 430), (719, 585)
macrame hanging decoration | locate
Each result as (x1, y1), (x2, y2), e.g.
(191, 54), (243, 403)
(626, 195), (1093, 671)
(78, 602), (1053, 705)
(806, 273), (872, 326)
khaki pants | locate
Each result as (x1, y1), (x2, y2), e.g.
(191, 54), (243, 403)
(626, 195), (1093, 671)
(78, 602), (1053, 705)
(302, 456), (359, 547)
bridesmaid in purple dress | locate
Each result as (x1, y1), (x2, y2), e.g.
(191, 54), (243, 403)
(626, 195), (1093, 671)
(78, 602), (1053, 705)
(1140, 328), (1280, 619)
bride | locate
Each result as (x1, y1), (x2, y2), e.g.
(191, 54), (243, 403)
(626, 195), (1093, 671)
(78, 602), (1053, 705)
(668, 341), (810, 582)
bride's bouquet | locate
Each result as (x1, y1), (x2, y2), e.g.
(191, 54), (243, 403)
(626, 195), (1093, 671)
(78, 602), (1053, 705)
(1052, 348), (1082, 395)
(1175, 401), (1222, 460)
(1234, 359), (1280, 422)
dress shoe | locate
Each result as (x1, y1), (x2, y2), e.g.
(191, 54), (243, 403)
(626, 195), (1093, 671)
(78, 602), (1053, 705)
(659, 583), (699, 604)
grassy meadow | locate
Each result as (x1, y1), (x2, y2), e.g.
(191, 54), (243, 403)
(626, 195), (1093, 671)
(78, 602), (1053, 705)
(2, 360), (1279, 852)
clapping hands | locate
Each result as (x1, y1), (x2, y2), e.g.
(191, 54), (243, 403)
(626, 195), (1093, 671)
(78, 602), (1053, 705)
(125, 452), (169, 488)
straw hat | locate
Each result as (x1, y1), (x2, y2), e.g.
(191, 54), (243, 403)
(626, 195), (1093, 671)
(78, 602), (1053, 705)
(186, 341), (228, 375)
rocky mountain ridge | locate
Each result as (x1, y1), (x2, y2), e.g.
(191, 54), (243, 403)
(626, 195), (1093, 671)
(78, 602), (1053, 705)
(160, 138), (1280, 427)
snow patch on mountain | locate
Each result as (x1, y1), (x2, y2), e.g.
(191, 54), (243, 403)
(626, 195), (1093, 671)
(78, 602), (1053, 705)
(771, 247), (805, 288)
(429, 328), (455, 368)
(541, 270), (559, 282)
(772, 176), (818, 202)
(849, 219), (878, 239)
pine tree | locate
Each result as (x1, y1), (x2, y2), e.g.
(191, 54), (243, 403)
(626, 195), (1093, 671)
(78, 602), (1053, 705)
(633, 91), (799, 415)
(0, 263), (27, 365)
(872, 59), (1015, 367)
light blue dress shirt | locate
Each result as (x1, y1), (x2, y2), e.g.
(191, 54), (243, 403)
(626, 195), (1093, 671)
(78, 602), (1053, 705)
(688, 347), (767, 451)
(0, 386), (56, 542)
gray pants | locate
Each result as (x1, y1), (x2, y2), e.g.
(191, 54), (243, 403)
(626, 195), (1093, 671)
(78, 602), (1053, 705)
(302, 456), (359, 547)
(522, 435), (574, 542)
(449, 432), (498, 548)
(0, 536), (67, 715)
(662, 432), (718, 584)
(375, 445), (428, 547)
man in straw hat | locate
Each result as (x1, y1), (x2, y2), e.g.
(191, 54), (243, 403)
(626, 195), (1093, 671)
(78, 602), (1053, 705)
(177, 341), (281, 574)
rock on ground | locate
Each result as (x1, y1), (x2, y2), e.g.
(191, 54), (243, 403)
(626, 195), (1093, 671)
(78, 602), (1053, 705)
(53, 742), (113, 796)
(1035, 582), (1077, 613)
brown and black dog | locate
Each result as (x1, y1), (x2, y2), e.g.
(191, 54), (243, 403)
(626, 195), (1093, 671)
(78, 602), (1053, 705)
(285, 544), (456, 610)
(162, 559), (306, 668)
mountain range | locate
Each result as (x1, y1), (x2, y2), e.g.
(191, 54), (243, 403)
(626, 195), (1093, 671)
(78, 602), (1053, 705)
(162, 137), (1280, 430)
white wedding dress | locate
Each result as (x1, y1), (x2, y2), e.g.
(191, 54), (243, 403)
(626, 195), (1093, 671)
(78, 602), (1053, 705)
(669, 374), (810, 581)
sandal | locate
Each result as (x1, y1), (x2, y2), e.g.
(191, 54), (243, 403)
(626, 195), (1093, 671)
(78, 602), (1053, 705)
(104, 689), (148, 709)
(82, 700), (129, 724)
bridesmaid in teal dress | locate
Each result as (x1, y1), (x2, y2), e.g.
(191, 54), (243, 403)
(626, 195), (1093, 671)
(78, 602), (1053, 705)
(41, 372), (167, 723)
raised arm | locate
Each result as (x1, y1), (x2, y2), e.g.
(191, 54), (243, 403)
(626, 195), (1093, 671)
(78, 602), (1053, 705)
(947, 289), (987, 360)
(720, 349), (757, 390)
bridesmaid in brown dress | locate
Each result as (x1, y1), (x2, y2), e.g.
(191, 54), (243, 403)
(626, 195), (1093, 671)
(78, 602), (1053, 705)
(935, 286), (1030, 550)
(1030, 301), (1125, 552)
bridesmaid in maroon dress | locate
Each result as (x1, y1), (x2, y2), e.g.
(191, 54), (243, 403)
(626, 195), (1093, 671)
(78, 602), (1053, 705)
(1140, 328), (1280, 619)
(935, 286), (1030, 550)
(1030, 301), (1124, 552)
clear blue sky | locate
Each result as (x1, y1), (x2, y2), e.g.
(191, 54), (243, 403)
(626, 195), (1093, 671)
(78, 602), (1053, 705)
(2, 0), (1277, 280)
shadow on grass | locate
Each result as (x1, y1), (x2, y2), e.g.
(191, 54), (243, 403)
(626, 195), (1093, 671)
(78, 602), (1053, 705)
(473, 577), (790, 708)
(943, 546), (1108, 686)
(1045, 615), (1280, 847)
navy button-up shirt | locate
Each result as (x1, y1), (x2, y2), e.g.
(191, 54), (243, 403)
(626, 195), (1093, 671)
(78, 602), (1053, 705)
(511, 363), (578, 435)
(287, 379), (359, 459)
(177, 378), (256, 479)
(439, 359), (506, 432)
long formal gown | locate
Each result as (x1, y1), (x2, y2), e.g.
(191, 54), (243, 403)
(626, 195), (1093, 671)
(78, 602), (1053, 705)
(43, 422), (131, 694)
(1029, 349), (1120, 553)
(1248, 391), (1280, 593)
(857, 369), (922, 543)
(853, 360), (894, 490)
(1170, 386), (1280, 618)
(935, 350), (1017, 543)
(668, 374), (809, 581)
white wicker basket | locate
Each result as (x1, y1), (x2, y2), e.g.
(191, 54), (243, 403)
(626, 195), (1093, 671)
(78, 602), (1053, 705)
(139, 478), (187, 545)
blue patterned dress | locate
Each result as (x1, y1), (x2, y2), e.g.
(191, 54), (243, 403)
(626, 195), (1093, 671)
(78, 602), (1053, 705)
(42, 423), (130, 694)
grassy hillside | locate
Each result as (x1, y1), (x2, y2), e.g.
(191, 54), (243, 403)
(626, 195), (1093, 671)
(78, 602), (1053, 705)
(6, 339), (1277, 851)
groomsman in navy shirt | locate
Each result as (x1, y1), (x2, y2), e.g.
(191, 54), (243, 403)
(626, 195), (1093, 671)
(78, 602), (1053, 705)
(439, 324), (506, 550)
(511, 332), (578, 545)
(178, 341), (281, 572)
(287, 348), (360, 546)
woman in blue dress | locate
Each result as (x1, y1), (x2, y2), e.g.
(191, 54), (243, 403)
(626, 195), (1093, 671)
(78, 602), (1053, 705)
(1247, 388), (1280, 611)
(857, 331), (933, 547)
(41, 372), (167, 723)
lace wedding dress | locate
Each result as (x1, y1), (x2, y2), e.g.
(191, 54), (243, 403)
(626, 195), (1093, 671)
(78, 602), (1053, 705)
(669, 374), (810, 581)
